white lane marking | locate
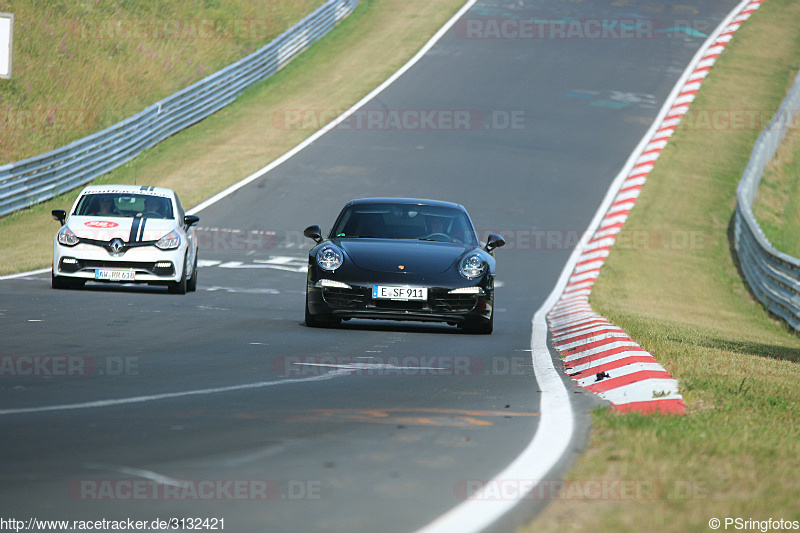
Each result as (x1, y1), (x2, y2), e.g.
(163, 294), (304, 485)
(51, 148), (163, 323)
(417, 0), (758, 530)
(0, 268), (50, 280)
(254, 256), (299, 265)
(197, 305), (230, 311)
(0, 371), (352, 416)
(216, 261), (306, 273)
(205, 286), (280, 294)
(85, 463), (185, 487)
(260, 265), (306, 273)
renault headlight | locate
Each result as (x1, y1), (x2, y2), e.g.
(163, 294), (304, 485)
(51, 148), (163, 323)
(57, 226), (79, 247)
(155, 230), (181, 250)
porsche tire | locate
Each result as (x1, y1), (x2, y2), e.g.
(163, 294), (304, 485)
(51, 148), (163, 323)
(305, 292), (340, 328)
(463, 312), (493, 335)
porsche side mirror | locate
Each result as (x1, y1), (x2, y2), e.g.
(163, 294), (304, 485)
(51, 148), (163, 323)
(184, 215), (200, 228)
(304, 225), (323, 244)
(52, 209), (67, 226)
(486, 233), (505, 252)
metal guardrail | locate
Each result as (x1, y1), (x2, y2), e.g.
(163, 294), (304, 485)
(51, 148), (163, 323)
(734, 69), (800, 331)
(0, 0), (358, 217)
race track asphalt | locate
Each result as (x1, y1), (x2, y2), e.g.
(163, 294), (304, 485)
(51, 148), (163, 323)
(0, 1), (738, 530)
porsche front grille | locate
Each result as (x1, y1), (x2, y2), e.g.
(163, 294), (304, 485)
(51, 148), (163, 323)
(432, 294), (479, 313)
(322, 287), (367, 308)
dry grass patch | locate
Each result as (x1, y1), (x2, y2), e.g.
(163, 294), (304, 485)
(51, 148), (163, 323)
(0, 0), (320, 163)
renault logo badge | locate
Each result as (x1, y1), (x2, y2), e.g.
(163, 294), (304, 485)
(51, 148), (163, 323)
(110, 238), (124, 253)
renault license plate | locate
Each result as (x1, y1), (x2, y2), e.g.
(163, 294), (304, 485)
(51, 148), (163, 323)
(96, 269), (135, 281)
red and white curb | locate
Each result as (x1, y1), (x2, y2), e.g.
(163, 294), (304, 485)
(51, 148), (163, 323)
(546, 0), (765, 415)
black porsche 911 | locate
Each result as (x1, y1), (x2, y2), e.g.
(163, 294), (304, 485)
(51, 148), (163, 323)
(303, 198), (505, 334)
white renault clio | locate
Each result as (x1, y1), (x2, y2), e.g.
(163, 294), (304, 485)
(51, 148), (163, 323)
(51, 185), (199, 294)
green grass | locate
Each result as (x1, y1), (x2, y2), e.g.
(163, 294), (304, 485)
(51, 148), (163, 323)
(0, 0), (321, 163)
(523, 1), (800, 531)
(0, 0), (467, 275)
(752, 118), (800, 257)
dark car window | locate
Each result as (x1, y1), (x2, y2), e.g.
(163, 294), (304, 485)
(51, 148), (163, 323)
(331, 204), (478, 245)
(75, 194), (174, 219)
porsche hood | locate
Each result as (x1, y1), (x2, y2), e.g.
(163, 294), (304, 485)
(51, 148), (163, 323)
(336, 239), (471, 274)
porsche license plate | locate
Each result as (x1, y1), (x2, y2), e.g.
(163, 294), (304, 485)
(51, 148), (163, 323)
(95, 269), (135, 281)
(372, 286), (427, 301)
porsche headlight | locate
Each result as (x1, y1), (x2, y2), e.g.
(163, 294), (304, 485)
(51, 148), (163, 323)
(459, 253), (487, 279)
(316, 245), (343, 271)
(57, 226), (79, 247)
(155, 230), (181, 250)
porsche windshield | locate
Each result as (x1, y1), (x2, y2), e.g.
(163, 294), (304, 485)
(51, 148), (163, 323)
(331, 204), (478, 245)
(74, 194), (174, 219)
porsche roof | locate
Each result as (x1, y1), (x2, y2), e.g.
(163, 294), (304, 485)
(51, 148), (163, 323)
(345, 198), (465, 210)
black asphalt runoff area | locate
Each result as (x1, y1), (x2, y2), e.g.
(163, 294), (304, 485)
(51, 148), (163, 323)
(0, 1), (739, 531)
